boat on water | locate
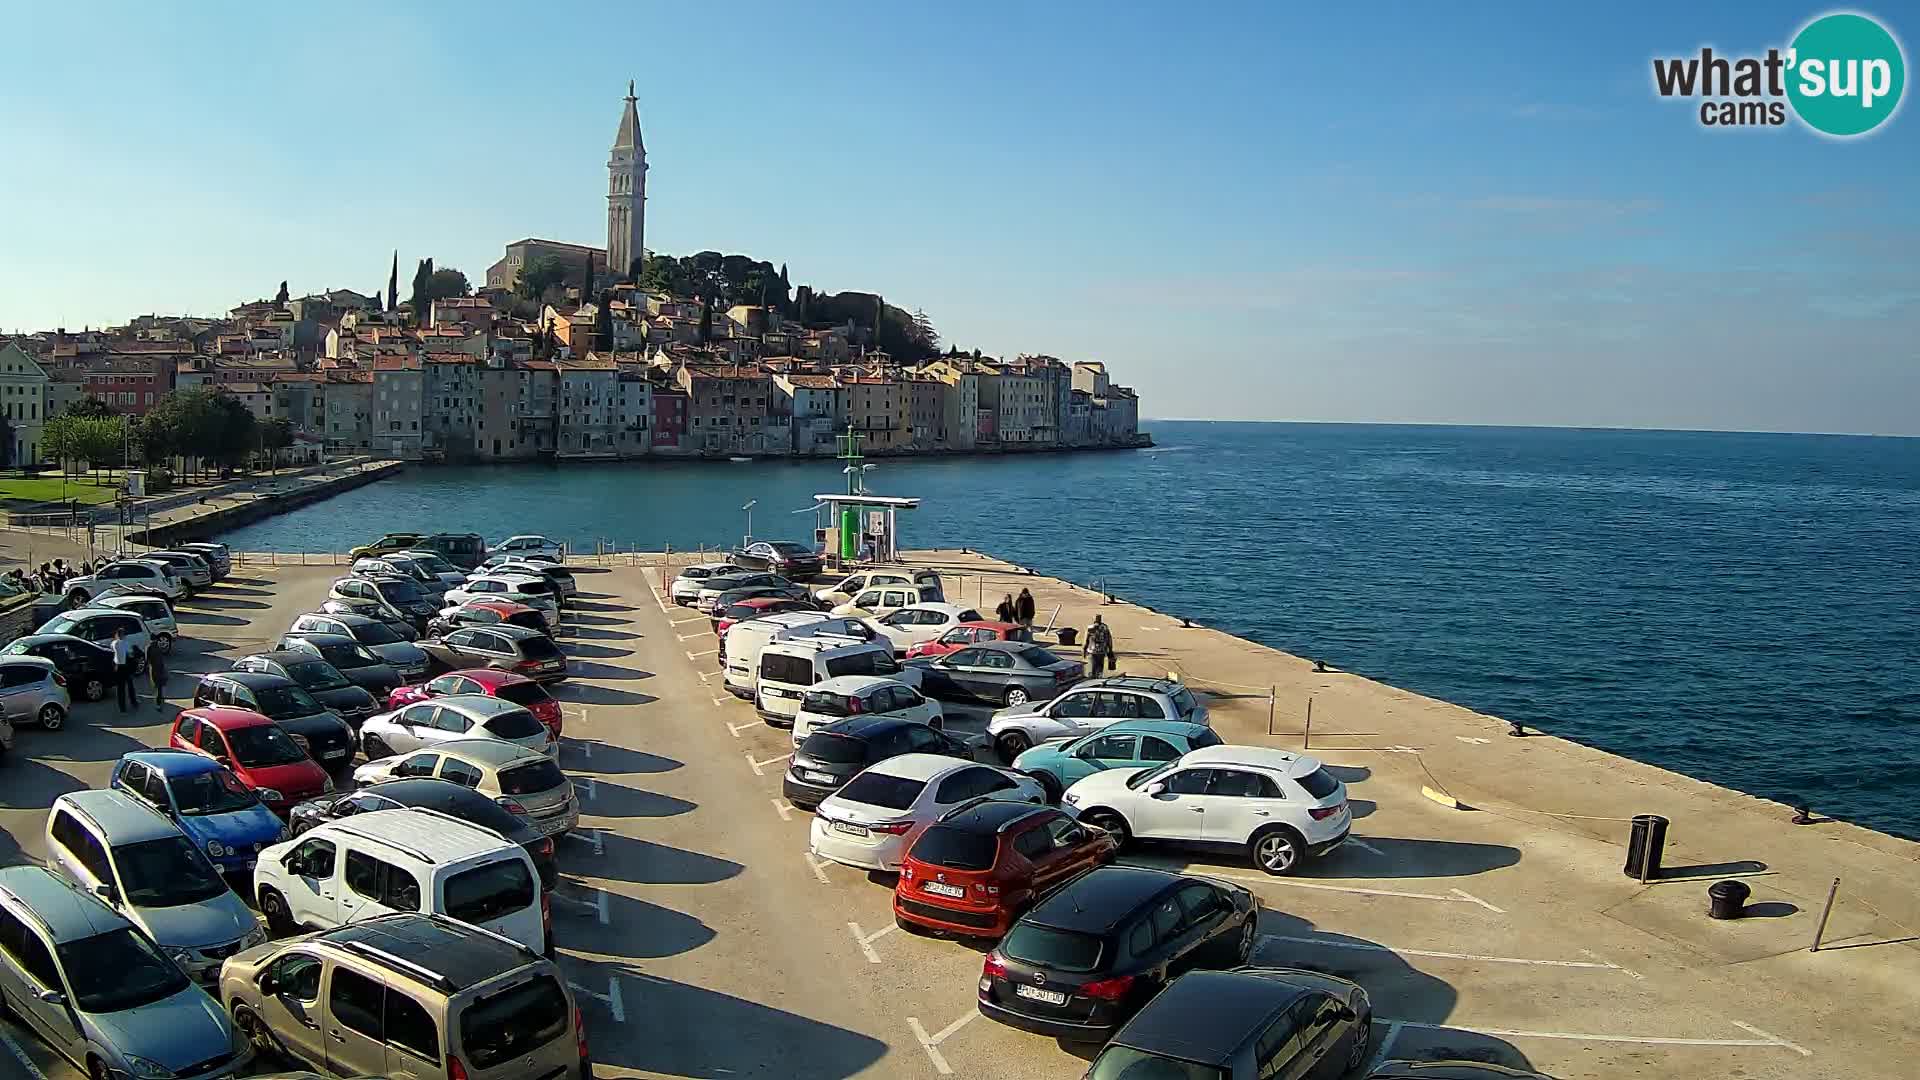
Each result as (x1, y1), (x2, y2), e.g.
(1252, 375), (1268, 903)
(729, 456), (752, 462)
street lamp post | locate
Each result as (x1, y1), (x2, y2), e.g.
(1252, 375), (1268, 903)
(741, 499), (756, 547)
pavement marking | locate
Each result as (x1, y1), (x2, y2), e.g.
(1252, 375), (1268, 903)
(563, 828), (605, 856)
(678, 631), (711, 641)
(695, 670), (716, 683)
(686, 648), (719, 660)
(727, 720), (760, 739)
(1450, 888), (1506, 913)
(847, 920), (897, 963)
(771, 799), (795, 821)
(712, 696), (732, 707)
(805, 852), (832, 883)
(1581, 948), (1645, 980)
(1258, 934), (1628, 973)
(577, 777), (596, 800)
(1729, 1020), (1812, 1057)
(1390, 1019), (1812, 1056)
(1182, 868), (1504, 912)
(1347, 837), (1385, 856)
(1364, 1021), (1403, 1075)
(907, 1010), (981, 1076)
(568, 977), (627, 1023)
(0, 1030), (49, 1080)
(553, 887), (610, 925)
(1456, 736), (1492, 745)
(746, 752), (788, 776)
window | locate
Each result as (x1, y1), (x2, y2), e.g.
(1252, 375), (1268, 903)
(1012, 828), (1051, 860)
(1081, 734), (1136, 761)
(1296, 768), (1341, 800)
(1044, 815), (1085, 847)
(431, 709), (472, 734)
(345, 852), (420, 910)
(1052, 693), (1095, 719)
(291, 838), (336, 879)
(266, 952), (322, 1001)
(1139, 737), (1182, 762)
(0, 909), (62, 990)
(444, 859), (535, 923)
(384, 988), (440, 1062)
(459, 974), (569, 1069)
(1174, 883), (1228, 927)
(329, 967), (386, 1040)
(394, 752), (440, 778)
(1209, 770), (1281, 799)
(1162, 769), (1213, 796)
(438, 758), (483, 787)
(1150, 895), (1184, 943)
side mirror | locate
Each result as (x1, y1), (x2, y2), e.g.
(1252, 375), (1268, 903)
(92, 883), (118, 906)
(257, 973), (279, 997)
(35, 988), (65, 1007)
(215, 755), (232, 766)
(1145, 782), (1167, 797)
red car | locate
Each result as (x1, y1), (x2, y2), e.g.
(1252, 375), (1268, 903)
(904, 621), (1033, 660)
(895, 800), (1116, 938)
(169, 706), (332, 814)
(385, 668), (565, 737)
(714, 596), (819, 638)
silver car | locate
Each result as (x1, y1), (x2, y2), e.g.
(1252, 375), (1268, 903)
(0, 655), (72, 731)
(287, 612), (431, 680)
(670, 561), (743, 605)
(0, 866), (252, 1080)
(358, 693), (557, 761)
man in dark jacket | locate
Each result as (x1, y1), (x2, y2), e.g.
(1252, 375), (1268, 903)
(1015, 588), (1036, 627)
(994, 594), (1016, 623)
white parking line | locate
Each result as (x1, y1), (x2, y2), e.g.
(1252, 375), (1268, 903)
(846, 920), (896, 964)
(1183, 868), (1503, 911)
(1581, 948), (1645, 979)
(727, 720), (759, 739)
(1450, 888), (1505, 913)
(1365, 1021), (1403, 1074)
(771, 799), (795, 821)
(1729, 1021), (1812, 1056)
(568, 977), (626, 1023)
(678, 631), (710, 641)
(1258, 934), (1627, 972)
(553, 887), (610, 925)
(805, 852), (832, 883)
(906, 1010), (980, 1076)
(1390, 1019), (1812, 1056)
(695, 670), (716, 683)
(577, 777), (596, 800)
(1347, 838), (1385, 856)
(712, 696), (732, 707)
(0, 1030), (48, 1080)
(563, 829), (605, 856)
(746, 752), (788, 776)
(686, 648), (718, 660)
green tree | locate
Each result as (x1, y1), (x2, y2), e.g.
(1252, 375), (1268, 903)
(518, 256), (572, 302)
(408, 258), (434, 322)
(65, 396), (115, 419)
(260, 416), (294, 470)
(698, 298), (712, 343)
(274, 281), (289, 308)
(41, 415), (77, 471)
(387, 250), (399, 313)
(580, 253), (595, 305)
(424, 267), (470, 303)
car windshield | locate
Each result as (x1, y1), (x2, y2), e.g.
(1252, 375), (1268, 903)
(482, 709), (544, 740)
(911, 825), (998, 871)
(112, 836), (230, 907)
(1297, 767), (1341, 799)
(1189, 728), (1223, 750)
(375, 579), (424, 603)
(409, 553), (456, 573)
(1021, 646), (1067, 668)
(493, 682), (554, 708)
(824, 650), (898, 678)
(834, 773), (926, 811)
(56, 928), (193, 1013)
(801, 690), (858, 717)
(42, 616), (79, 635)
(1086, 1047), (1228, 1080)
(1126, 761), (1182, 789)
(1002, 923), (1104, 972)
(253, 684), (324, 717)
(769, 542), (813, 555)
(318, 642), (377, 669)
(228, 724), (309, 767)
(350, 621), (402, 645)
(462, 974), (571, 1068)
(284, 660), (351, 691)
(498, 759), (567, 796)
(169, 769), (260, 815)
(798, 733), (868, 764)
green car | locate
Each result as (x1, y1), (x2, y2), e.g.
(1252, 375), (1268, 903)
(1011, 719), (1220, 802)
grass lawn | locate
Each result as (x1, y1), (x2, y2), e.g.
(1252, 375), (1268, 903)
(0, 474), (123, 507)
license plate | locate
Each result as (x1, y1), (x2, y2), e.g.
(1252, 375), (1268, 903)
(923, 881), (965, 898)
(1015, 985), (1067, 1005)
(323, 748), (348, 760)
(831, 820), (870, 837)
(803, 770), (836, 784)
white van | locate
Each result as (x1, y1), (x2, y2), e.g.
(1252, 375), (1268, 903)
(253, 807), (548, 954)
(723, 613), (879, 700)
(756, 635), (920, 726)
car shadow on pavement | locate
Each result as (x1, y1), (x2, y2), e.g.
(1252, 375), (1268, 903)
(1306, 836), (1520, 882)
(562, 612), (627, 626)
(554, 683), (657, 707)
(579, 780), (697, 819)
(560, 642), (636, 660)
(563, 661), (656, 682)
(592, 835), (743, 886)
(1324, 765), (1372, 784)
(561, 742), (682, 774)
(182, 595), (271, 611)
(559, 961), (888, 1078)
(560, 626), (639, 641)
(566, 600), (630, 613)
(0, 753), (93, 811)
(1348, 798), (1377, 819)
(174, 610), (249, 627)
(556, 892), (717, 958)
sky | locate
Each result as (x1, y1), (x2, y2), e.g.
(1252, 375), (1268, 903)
(2, 2), (1916, 435)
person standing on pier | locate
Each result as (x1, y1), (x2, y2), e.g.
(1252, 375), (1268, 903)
(111, 627), (141, 712)
(1084, 614), (1116, 676)
(1015, 588), (1036, 627)
(995, 593), (1017, 623)
(149, 644), (169, 712)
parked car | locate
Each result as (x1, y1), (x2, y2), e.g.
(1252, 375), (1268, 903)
(192, 672), (357, 777)
(0, 654), (73, 729)
(251, 809), (548, 953)
(990, 676), (1213, 762)
(0, 865), (253, 1080)
(895, 801), (1117, 938)
(231, 650), (382, 727)
(169, 707), (334, 814)
(274, 631), (404, 699)
(792, 675), (943, 748)
(395, 547), (470, 587)
(490, 534), (566, 561)
(328, 574), (438, 630)
(285, 612), (431, 680)
(440, 575), (560, 626)
(348, 532), (427, 560)
(905, 620), (1033, 659)
(61, 559), (184, 606)
(0, 709), (13, 759)
(809, 754), (1045, 872)
(814, 567), (944, 608)
(288, 775), (559, 889)
(866, 602), (989, 655)
(352, 555), (450, 598)
(92, 592), (181, 655)
(138, 551), (214, 592)
(1083, 967), (1374, 1080)
(670, 561), (743, 605)
(1014, 720), (1223, 802)
(830, 583), (946, 620)
(319, 596), (420, 639)
(358, 693), (556, 761)
(419, 624), (569, 683)
(1063, 745), (1352, 876)
(783, 716), (977, 811)
(715, 595), (820, 637)
(486, 559), (579, 601)
(417, 531), (489, 570)
(978, 865), (1259, 1041)
(177, 541), (233, 580)
(756, 635), (921, 725)
(729, 539), (824, 578)
(35, 607), (150, 672)
(109, 751), (288, 877)
(386, 668), (565, 738)
(908, 641), (1084, 709)
(44, 789), (265, 985)
(428, 599), (549, 637)
(706, 583), (814, 624)
(693, 571), (797, 613)
(721, 613), (879, 698)
(1367, 1064), (1554, 1079)
(220, 913), (591, 1078)
(350, 741), (578, 841)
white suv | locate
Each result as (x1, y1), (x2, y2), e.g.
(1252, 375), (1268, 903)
(1061, 745), (1351, 876)
(62, 559), (184, 606)
(791, 675), (943, 748)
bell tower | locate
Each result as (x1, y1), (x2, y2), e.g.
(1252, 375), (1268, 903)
(607, 81), (648, 282)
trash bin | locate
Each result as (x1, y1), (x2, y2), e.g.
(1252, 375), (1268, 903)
(1623, 814), (1669, 880)
(1056, 627), (1078, 647)
(1708, 879), (1750, 919)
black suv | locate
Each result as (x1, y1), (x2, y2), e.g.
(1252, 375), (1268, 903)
(784, 715), (975, 810)
(231, 650), (381, 727)
(1083, 967), (1373, 1080)
(192, 671), (356, 778)
(288, 777), (558, 888)
(979, 865), (1258, 1042)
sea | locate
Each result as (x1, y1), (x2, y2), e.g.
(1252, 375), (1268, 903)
(217, 423), (1920, 839)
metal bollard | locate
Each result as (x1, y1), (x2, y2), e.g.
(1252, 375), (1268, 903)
(1624, 814), (1669, 881)
(1707, 880), (1750, 919)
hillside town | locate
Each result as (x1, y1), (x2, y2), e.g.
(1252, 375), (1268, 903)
(0, 86), (1144, 467)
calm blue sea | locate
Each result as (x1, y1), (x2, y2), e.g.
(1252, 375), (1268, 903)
(219, 423), (1920, 838)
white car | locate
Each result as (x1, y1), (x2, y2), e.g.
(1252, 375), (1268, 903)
(1061, 745), (1352, 876)
(357, 693), (557, 761)
(830, 583), (943, 621)
(987, 675), (1213, 761)
(61, 559), (184, 606)
(491, 534), (566, 562)
(813, 568), (944, 608)
(441, 574), (560, 624)
(671, 562), (743, 605)
(791, 675), (943, 748)
(808, 754), (1045, 872)
(864, 602), (987, 655)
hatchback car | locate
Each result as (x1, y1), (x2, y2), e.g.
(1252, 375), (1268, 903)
(991, 675), (1212, 760)
(783, 716), (976, 811)
(1083, 967), (1373, 1080)
(830, 583), (946, 620)
(192, 672), (357, 777)
(286, 612), (431, 679)
(491, 534), (566, 561)
(706, 584), (814, 624)
(714, 595), (820, 637)
(395, 547), (470, 587)
(895, 801), (1117, 938)
(905, 620), (1033, 659)
(979, 865), (1259, 1041)
(440, 576), (560, 626)
(359, 693), (556, 761)
(170, 707), (335, 814)
(35, 607), (150, 671)
(814, 567), (944, 608)
(349, 532), (428, 560)
(908, 640), (1085, 709)
(0, 655), (71, 730)
(431, 598), (549, 635)
(792, 675), (943, 748)
(865, 603), (990, 655)
(110, 751), (288, 877)
(139, 551), (214, 592)
(351, 740), (579, 841)
(178, 541), (233, 580)
(1063, 746), (1352, 876)
(274, 631), (405, 698)
(94, 593), (181, 655)
(486, 559), (579, 601)
(0, 865), (252, 1080)
(387, 668), (565, 738)
(420, 624), (569, 683)
(2, 633), (116, 703)
(809, 754), (1046, 872)
(670, 561), (743, 605)
(1014, 720), (1222, 802)
(287, 776), (560, 889)
(231, 651), (382, 726)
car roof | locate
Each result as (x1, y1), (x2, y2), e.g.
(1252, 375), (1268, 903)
(680, 562), (740, 573)
(360, 778), (507, 812)
(1180, 745), (1324, 777)
(432, 693), (528, 719)
(189, 705), (276, 729)
(898, 602), (971, 616)
(1108, 969), (1307, 1066)
(736, 612), (827, 630)
(810, 674), (910, 694)
(315, 913), (538, 992)
(218, 670), (296, 689)
(54, 788), (178, 842)
(0, 866), (128, 943)
(316, 808), (517, 863)
(467, 600), (534, 615)
(866, 752), (969, 782)
(955, 620), (1020, 632)
(732, 595), (801, 609)
(973, 640), (1046, 655)
(765, 634), (878, 655)
(285, 632), (356, 647)
(53, 607), (140, 621)
(1079, 719), (1214, 739)
(123, 750), (221, 778)
(814, 714), (923, 740)
(936, 800), (1047, 833)
(1084, 675), (1191, 695)
(11, 633), (104, 650)
(1027, 865), (1185, 932)
(473, 624), (546, 642)
(247, 651), (314, 666)
(0, 655), (56, 671)
(451, 668), (532, 689)
(430, 739), (548, 768)
(312, 611), (381, 627)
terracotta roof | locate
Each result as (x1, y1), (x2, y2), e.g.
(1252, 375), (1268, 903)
(223, 382), (271, 394)
(423, 352), (477, 365)
(271, 372), (327, 383)
(784, 374), (841, 389)
(372, 356), (421, 371)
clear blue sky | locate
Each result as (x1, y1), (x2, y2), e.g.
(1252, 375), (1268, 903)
(3, 2), (1915, 434)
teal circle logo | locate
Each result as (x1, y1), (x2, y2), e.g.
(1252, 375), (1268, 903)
(1787, 12), (1906, 136)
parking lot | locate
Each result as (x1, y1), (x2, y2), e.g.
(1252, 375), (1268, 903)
(0, 555), (1905, 1078)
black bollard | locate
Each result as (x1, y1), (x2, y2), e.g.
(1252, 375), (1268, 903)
(1708, 879), (1751, 919)
(1624, 814), (1670, 881)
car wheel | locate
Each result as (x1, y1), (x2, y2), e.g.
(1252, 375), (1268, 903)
(87, 1056), (109, 1080)
(363, 734), (391, 759)
(233, 1003), (284, 1059)
(1237, 916), (1257, 962)
(63, 592), (87, 610)
(1004, 686), (1029, 708)
(154, 634), (174, 656)
(1028, 771), (1064, 803)
(37, 704), (66, 731)
(258, 887), (295, 935)
(1346, 1008), (1373, 1069)
(1082, 810), (1130, 847)
(81, 676), (106, 702)
(1251, 827), (1304, 876)
(994, 730), (1032, 763)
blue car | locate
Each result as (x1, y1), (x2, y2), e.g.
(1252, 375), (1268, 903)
(1010, 719), (1222, 802)
(108, 750), (287, 874)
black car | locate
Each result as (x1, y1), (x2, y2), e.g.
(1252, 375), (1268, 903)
(428, 602), (550, 638)
(1083, 967), (1373, 1080)
(230, 650), (381, 728)
(0, 633), (116, 701)
(783, 715), (975, 810)
(908, 640), (1086, 708)
(979, 865), (1258, 1042)
(191, 671), (357, 778)
(273, 632), (404, 699)
(287, 777), (559, 889)
(730, 540), (824, 578)
(1367, 1064), (1553, 1079)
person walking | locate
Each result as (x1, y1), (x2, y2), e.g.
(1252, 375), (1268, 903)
(149, 644), (169, 712)
(111, 627), (141, 712)
(1083, 614), (1116, 677)
(1015, 588), (1036, 628)
(994, 593), (1017, 624)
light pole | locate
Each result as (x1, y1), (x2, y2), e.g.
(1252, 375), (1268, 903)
(741, 499), (756, 547)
